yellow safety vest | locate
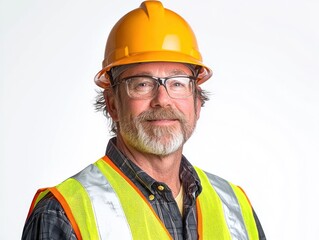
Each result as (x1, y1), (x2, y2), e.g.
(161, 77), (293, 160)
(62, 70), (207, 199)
(27, 156), (259, 239)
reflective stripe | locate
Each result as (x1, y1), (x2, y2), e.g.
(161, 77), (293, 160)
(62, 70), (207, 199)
(72, 164), (132, 240)
(204, 171), (249, 240)
(230, 184), (259, 240)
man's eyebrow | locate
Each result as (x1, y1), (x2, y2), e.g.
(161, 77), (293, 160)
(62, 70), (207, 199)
(170, 69), (189, 75)
(133, 71), (152, 75)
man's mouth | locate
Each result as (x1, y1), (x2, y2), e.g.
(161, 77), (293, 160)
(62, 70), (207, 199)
(146, 118), (179, 126)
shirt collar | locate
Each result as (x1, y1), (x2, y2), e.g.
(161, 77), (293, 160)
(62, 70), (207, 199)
(105, 137), (202, 196)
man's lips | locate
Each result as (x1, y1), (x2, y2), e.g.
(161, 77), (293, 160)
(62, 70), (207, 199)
(146, 118), (179, 126)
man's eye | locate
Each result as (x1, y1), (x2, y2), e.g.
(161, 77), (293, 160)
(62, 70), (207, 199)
(173, 82), (184, 87)
(169, 80), (187, 89)
(136, 82), (150, 88)
(131, 79), (154, 91)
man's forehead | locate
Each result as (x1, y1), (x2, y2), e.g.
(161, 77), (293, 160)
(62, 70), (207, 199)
(111, 62), (196, 80)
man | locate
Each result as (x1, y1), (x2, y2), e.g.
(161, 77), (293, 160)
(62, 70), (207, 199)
(22, 1), (266, 239)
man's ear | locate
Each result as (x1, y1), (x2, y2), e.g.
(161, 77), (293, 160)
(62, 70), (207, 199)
(104, 89), (119, 121)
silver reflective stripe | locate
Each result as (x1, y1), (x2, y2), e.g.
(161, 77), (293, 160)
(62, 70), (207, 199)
(204, 172), (249, 240)
(72, 164), (132, 240)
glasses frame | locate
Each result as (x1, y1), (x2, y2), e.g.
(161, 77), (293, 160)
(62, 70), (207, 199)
(111, 75), (197, 99)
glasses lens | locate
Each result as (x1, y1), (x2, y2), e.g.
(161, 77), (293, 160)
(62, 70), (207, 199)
(166, 76), (194, 99)
(126, 76), (156, 99)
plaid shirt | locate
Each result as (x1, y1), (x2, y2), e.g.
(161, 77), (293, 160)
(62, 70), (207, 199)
(22, 137), (266, 239)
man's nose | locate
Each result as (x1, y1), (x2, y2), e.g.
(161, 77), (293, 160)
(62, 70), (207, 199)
(150, 85), (172, 108)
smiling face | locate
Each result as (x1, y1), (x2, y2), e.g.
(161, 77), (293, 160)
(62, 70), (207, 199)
(107, 62), (202, 156)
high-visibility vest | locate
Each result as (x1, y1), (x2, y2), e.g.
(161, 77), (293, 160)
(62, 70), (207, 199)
(27, 156), (259, 239)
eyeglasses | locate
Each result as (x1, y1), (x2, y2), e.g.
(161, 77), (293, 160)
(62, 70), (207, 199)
(112, 75), (197, 99)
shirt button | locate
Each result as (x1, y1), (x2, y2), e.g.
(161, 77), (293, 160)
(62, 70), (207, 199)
(157, 185), (165, 191)
(149, 194), (155, 201)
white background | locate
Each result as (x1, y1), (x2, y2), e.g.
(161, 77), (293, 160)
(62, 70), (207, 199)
(1, 0), (318, 239)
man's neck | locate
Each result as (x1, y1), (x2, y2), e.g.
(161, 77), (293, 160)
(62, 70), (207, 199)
(116, 136), (182, 197)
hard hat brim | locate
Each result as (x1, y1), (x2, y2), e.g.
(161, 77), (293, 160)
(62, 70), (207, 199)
(95, 51), (213, 89)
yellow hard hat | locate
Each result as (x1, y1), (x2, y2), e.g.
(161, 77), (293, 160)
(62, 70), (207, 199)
(94, 0), (212, 88)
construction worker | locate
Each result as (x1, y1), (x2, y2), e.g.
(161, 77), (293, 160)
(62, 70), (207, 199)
(22, 1), (266, 239)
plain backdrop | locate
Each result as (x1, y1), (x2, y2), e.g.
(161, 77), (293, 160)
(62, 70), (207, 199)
(1, 0), (319, 239)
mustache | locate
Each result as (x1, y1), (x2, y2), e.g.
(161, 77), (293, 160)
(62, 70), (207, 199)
(137, 108), (186, 123)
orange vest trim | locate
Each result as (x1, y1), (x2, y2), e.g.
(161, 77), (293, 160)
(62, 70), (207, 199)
(26, 188), (48, 219)
(26, 187), (82, 240)
(196, 199), (204, 239)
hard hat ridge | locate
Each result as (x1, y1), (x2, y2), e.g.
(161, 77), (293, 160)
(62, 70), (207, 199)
(139, 0), (165, 19)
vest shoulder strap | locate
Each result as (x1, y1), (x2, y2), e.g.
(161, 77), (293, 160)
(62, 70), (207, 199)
(94, 157), (172, 239)
(194, 167), (259, 240)
(53, 157), (172, 240)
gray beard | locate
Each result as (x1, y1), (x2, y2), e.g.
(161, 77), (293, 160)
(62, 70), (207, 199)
(119, 108), (196, 156)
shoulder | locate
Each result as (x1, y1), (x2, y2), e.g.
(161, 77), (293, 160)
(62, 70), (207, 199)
(31, 192), (66, 215)
(22, 192), (76, 239)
